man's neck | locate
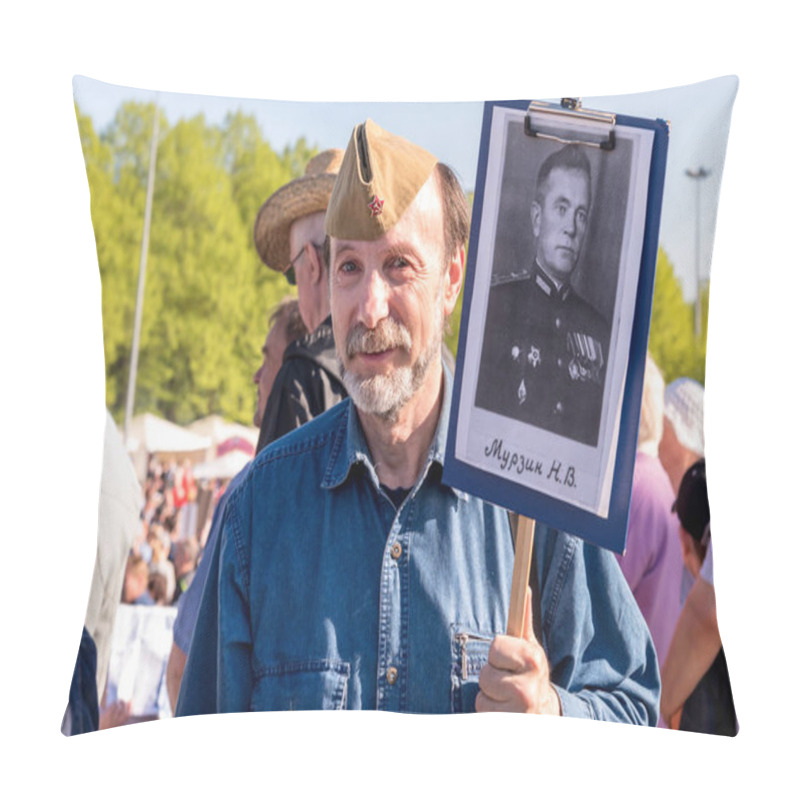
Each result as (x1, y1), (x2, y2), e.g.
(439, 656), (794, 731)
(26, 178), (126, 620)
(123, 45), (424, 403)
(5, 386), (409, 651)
(357, 363), (444, 490)
(535, 257), (565, 292)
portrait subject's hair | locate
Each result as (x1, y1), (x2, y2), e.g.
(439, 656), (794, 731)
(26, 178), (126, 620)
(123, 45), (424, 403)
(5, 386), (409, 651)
(535, 144), (593, 206)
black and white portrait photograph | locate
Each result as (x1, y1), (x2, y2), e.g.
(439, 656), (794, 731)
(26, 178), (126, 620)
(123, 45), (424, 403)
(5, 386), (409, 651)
(448, 101), (663, 532)
(475, 136), (622, 447)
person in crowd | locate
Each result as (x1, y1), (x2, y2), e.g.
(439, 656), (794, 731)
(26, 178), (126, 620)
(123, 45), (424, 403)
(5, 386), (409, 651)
(171, 538), (199, 605)
(173, 459), (199, 540)
(177, 120), (659, 720)
(659, 377), (705, 495)
(660, 459), (737, 735)
(166, 299), (307, 711)
(253, 297), (310, 430)
(253, 149), (349, 452)
(147, 572), (169, 605)
(615, 354), (684, 719)
(122, 553), (153, 606)
(147, 530), (176, 602)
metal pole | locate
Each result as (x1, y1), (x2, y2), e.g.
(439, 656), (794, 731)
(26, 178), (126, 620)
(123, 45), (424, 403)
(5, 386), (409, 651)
(685, 167), (710, 337)
(124, 102), (160, 445)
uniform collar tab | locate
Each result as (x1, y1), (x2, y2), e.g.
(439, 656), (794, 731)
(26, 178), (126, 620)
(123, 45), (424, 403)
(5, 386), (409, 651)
(534, 262), (570, 302)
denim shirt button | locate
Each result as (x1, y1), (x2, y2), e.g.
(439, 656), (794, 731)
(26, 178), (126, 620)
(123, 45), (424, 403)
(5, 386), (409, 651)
(390, 542), (402, 559)
(386, 666), (398, 685)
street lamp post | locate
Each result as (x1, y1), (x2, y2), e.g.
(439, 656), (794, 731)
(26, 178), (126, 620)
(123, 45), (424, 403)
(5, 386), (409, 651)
(685, 166), (711, 337)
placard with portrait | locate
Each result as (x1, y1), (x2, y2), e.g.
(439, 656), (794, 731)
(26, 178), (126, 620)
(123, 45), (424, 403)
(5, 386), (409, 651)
(444, 100), (669, 552)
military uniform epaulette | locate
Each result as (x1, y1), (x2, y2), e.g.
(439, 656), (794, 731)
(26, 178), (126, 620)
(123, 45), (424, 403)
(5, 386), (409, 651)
(490, 268), (532, 288)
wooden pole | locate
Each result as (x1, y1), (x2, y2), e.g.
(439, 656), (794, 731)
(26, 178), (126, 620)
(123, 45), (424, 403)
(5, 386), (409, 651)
(507, 515), (536, 638)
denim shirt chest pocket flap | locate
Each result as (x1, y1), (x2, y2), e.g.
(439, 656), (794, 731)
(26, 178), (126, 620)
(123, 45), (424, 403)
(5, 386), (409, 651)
(451, 625), (496, 713)
(250, 659), (350, 711)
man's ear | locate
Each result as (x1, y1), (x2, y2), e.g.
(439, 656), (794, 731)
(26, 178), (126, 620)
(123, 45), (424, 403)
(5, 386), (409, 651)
(531, 201), (542, 239)
(307, 241), (323, 285)
(443, 246), (465, 316)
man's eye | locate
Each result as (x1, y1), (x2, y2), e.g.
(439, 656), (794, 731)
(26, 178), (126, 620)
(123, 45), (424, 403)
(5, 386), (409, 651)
(576, 210), (587, 225)
(339, 261), (358, 274)
(388, 257), (410, 270)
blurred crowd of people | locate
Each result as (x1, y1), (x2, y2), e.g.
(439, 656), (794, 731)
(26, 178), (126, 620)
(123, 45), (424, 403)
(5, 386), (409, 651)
(616, 355), (736, 735)
(122, 457), (225, 608)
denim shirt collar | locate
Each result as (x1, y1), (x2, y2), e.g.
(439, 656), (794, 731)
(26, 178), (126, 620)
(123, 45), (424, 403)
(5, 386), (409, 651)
(321, 363), (466, 500)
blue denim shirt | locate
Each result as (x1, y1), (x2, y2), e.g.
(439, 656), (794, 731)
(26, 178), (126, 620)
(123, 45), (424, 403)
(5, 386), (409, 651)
(181, 374), (658, 722)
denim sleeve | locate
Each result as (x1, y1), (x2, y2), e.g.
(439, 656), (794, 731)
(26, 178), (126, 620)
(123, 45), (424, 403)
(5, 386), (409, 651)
(175, 507), (228, 717)
(539, 527), (660, 725)
(216, 494), (255, 713)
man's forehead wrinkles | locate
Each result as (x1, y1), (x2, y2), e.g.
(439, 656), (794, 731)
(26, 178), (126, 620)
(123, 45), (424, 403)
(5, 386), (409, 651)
(331, 237), (425, 262)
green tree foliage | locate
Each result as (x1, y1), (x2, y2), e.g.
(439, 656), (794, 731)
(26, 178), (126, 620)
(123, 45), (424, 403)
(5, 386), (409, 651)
(647, 247), (707, 385)
(77, 102), (308, 426)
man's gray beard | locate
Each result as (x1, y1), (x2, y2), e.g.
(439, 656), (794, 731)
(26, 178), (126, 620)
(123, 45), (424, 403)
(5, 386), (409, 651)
(340, 315), (443, 424)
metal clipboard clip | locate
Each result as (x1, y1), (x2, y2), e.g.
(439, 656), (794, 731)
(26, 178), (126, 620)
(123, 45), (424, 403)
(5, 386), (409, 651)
(524, 98), (616, 151)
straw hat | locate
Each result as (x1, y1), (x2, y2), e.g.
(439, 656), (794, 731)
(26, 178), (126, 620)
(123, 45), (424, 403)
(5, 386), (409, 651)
(254, 149), (344, 272)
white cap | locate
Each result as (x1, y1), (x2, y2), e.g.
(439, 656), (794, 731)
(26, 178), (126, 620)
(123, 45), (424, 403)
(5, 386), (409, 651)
(664, 377), (705, 456)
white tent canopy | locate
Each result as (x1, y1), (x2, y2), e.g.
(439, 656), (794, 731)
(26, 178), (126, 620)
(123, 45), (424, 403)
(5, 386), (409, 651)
(126, 413), (212, 455)
(125, 413), (212, 481)
(192, 449), (252, 480)
(186, 414), (258, 461)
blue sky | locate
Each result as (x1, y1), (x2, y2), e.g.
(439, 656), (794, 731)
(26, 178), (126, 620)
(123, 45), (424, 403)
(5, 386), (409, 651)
(74, 74), (737, 302)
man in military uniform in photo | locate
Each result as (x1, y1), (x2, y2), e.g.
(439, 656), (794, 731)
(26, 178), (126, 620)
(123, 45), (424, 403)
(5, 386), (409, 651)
(476, 144), (610, 447)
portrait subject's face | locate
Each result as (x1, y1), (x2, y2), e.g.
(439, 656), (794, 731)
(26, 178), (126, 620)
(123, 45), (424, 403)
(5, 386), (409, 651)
(531, 166), (591, 283)
(329, 176), (462, 419)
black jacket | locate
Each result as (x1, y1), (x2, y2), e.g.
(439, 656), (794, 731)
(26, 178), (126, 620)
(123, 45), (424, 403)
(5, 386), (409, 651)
(256, 316), (348, 454)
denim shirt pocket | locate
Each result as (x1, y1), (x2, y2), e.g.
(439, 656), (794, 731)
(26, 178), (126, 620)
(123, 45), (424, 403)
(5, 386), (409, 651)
(250, 659), (350, 711)
(451, 626), (495, 713)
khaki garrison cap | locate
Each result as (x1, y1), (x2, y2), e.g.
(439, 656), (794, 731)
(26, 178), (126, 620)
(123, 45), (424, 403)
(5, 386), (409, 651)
(325, 119), (438, 241)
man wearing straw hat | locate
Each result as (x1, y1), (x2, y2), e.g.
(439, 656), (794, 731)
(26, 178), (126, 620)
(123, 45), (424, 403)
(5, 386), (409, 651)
(185, 121), (658, 720)
(253, 149), (348, 453)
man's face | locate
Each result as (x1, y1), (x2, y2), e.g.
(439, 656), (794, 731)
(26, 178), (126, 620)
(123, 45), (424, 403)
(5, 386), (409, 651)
(288, 212), (325, 332)
(252, 319), (291, 428)
(329, 176), (463, 421)
(531, 166), (590, 283)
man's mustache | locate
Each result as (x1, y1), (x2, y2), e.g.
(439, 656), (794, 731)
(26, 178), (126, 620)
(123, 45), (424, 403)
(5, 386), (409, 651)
(346, 318), (412, 358)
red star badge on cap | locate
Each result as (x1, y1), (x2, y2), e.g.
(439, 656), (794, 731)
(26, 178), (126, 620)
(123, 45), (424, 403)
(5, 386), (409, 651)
(368, 194), (384, 217)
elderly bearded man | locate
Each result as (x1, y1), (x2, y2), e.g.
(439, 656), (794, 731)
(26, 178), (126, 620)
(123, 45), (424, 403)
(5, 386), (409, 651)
(194, 121), (658, 721)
